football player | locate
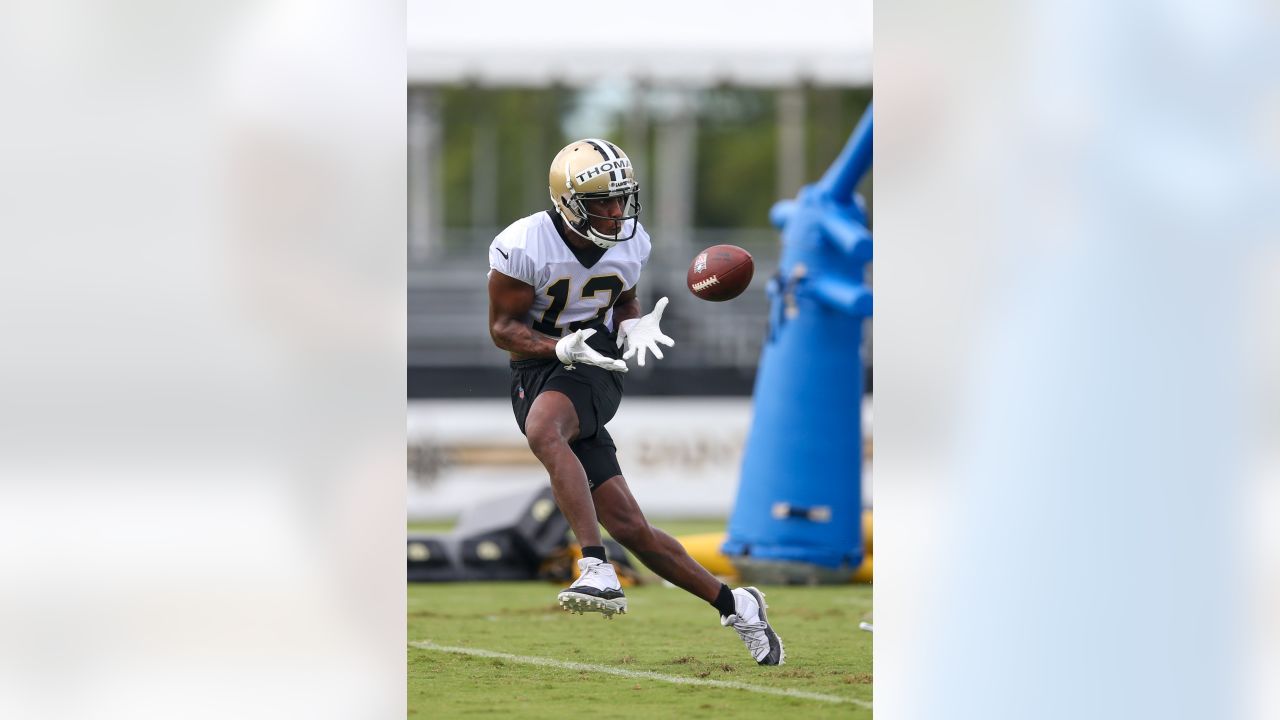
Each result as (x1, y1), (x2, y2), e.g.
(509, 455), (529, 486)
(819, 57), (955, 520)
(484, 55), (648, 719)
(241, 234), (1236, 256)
(486, 139), (784, 665)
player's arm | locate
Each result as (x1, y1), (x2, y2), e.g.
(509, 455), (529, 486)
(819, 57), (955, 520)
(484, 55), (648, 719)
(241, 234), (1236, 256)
(489, 270), (627, 372)
(488, 270), (557, 359)
(612, 286), (641, 327)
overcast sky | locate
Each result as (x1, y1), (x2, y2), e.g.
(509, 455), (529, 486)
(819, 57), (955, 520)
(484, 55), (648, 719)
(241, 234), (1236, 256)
(408, 0), (872, 87)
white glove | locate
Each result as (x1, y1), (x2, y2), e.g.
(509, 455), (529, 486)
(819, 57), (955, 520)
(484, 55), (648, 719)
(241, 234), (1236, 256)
(616, 296), (675, 367)
(555, 328), (628, 373)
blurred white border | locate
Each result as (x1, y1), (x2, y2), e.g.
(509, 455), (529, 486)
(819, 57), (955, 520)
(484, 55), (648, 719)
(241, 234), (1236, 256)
(0, 1), (405, 717)
(877, 1), (1279, 719)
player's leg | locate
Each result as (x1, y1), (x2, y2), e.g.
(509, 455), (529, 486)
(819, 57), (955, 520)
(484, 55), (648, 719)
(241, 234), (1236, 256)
(591, 470), (785, 665)
(525, 381), (626, 617)
(523, 389), (602, 548)
(591, 475), (722, 602)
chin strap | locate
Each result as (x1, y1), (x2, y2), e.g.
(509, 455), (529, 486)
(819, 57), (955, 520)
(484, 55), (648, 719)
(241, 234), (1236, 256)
(569, 220), (620, 250)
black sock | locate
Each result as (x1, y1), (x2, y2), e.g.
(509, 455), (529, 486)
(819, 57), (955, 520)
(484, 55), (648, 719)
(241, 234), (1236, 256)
(712, 583), (737, 618)
(581, 545), (607, 562)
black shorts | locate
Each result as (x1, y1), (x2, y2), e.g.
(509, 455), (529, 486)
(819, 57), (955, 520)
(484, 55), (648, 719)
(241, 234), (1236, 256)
(510, 347), (625, 491)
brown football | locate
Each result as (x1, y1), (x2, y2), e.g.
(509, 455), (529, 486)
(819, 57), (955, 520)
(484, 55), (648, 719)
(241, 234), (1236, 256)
(687, 244), (755, 302)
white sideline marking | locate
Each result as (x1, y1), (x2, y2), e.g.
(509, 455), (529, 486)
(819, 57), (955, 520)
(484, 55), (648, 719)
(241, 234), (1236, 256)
(410, 640), (871, 708)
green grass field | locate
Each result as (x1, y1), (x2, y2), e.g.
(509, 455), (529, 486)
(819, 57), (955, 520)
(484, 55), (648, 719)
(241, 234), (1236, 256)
(408, 581), (873, 717)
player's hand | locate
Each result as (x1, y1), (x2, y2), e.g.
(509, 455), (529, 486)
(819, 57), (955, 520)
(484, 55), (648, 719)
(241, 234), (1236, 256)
(616, 296), (675, 367)
(555, 329), (628, 373)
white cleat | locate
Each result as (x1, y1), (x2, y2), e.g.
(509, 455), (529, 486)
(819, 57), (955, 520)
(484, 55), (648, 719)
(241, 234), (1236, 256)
(557, 558), (628, 618)
(722, 587), (785, 666)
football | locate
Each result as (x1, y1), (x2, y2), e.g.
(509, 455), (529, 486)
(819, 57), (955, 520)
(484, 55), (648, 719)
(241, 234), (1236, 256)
(687, 244), (754, 302)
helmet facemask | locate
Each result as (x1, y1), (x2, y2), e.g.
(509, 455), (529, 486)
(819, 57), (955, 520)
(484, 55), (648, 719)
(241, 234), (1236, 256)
(565, 187), (642, 249)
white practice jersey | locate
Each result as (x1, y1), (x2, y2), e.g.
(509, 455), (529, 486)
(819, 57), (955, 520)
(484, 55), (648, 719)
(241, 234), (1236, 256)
(488, 211), (651, 337)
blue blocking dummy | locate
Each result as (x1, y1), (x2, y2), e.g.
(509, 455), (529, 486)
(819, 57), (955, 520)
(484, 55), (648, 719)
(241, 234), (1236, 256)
(722, 105), (873, 575)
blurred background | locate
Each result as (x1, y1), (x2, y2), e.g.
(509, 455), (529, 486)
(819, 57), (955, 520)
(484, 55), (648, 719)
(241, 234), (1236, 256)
(407, 0), (873, 524)
(408, 82), (871, 396)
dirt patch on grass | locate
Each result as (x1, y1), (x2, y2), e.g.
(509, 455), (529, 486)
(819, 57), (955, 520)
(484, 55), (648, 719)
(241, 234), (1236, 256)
(789, 607), (848, 621)
(409, 604), (562, 621)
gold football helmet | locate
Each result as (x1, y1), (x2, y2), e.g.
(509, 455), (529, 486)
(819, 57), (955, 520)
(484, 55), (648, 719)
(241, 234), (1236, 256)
(548, 139), (641, 249)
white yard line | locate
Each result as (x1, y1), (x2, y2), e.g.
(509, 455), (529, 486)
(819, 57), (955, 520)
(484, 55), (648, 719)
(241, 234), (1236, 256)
(410, 640), (871, 709)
